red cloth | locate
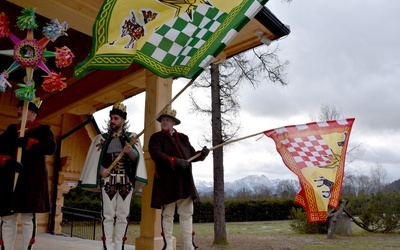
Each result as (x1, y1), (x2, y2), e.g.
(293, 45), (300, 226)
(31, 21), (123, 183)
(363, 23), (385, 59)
(26, 138), (39, 150)
(0, 154), (12, 167)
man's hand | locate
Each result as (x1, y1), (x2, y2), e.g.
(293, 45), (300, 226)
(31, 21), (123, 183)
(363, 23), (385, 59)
(100, 168), (110, 178)
(123, 142), (133, 153)
(201, 146), (209, 157)
(197, 146), (210, 160)
(175, 158), (190, 170)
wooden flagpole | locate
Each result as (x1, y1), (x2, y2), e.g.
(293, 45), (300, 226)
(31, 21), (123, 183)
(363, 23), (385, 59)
(13, 25), (37, 190)
(14, 100), (29, 191)
(107, 78), (195, 171)
(187, 131), (266, 162)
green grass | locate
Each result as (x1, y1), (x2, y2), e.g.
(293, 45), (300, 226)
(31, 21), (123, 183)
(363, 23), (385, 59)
(174, 220), (293, 237)
(62, 220), (400, 249)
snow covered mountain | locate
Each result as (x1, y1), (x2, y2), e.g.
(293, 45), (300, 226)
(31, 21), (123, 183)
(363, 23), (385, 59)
(195, 175), (288, 196)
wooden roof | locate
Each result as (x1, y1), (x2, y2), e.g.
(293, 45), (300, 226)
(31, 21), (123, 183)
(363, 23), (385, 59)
(2, 0), (290, 121)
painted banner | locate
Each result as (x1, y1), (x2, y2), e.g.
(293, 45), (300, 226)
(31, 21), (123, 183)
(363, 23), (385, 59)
(73, 0), (268, 79)
(264, 118), (355, 222)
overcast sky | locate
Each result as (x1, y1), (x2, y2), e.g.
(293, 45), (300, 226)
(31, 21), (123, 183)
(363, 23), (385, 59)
(95, 0), (400, 184)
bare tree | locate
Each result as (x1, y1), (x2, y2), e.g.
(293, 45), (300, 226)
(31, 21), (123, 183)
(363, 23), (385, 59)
(234, 188), (253, 200)
(369, 164), (388, 194)
(341, 173), (358, 196)
(341, 164), (388, 196)
(190, 45), (288, 246)
(276, 179), (299, 198)
(253, 186), (274, 199)
(311, 103), (365, 169)
(310, 103), (343, 121)
(210, 63), (227, 245)
(357, 174), (373, 195)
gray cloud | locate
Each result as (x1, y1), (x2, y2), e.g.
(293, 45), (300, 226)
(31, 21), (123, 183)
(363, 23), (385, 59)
(95, 0), (400, 183)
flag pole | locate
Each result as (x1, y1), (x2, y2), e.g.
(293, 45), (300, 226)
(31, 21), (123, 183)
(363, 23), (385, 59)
(187, 131), (266, 162)
(107, 78), (195, 171)
(13, 100), (29, 191)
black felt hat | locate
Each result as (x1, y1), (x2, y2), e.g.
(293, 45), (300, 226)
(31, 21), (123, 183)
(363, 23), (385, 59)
(17, 99), (40, 114)
(157, 108), (180, 125)
(109, 102), (127, 119)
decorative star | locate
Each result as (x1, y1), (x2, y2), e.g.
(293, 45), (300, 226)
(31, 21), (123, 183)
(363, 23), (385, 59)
(0, 7), (74, 100)
(159, 0), (212, 19)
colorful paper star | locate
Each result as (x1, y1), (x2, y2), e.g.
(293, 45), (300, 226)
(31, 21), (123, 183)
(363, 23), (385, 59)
(0, 7), (74, 100)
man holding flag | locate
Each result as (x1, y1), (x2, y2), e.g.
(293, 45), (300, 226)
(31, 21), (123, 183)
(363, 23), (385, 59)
(149, 108), (209, 250)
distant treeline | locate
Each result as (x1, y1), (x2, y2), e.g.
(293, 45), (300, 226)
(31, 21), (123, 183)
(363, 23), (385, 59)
(64, 178), (400, 228)
(64, 187), (300, 222)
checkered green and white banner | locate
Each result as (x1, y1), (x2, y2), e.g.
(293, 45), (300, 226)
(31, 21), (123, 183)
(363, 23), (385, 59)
(74, 0), (268, 79)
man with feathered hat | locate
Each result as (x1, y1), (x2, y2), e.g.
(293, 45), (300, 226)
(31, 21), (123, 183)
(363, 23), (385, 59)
(148, 107), (209, 250)
(79, 102), (147, 250)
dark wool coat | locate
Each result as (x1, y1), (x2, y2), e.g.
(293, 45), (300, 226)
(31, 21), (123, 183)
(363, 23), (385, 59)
(149, 130), (202, 209)
(0, 121), (56, 216)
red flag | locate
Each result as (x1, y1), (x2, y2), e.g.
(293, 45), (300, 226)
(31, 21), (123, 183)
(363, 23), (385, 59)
(264, 118), (355, 222)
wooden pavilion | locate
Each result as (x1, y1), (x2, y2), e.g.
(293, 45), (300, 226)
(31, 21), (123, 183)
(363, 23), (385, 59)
(0, 0), (290, 248)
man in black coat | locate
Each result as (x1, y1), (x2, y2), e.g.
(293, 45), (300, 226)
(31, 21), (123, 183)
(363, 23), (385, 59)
(149, 108), (209, 250)
(0, 99), (56, 250)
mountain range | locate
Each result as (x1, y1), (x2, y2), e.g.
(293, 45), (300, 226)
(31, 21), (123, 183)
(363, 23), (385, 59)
(195, 175), (400, 196)
(195, 175), (292, 196)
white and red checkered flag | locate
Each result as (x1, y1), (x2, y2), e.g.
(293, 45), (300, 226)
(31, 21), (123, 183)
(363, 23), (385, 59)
(264, 118), (355, 222)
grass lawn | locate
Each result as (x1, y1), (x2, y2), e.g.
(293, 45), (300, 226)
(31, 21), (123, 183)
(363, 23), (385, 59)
(63, 220), (400, 249)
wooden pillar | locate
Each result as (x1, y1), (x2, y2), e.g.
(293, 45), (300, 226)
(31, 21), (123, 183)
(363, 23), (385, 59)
(135, 72), (173, 249)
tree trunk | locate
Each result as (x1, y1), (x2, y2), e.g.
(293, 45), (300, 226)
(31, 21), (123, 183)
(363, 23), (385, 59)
(211, 63), (228, 245)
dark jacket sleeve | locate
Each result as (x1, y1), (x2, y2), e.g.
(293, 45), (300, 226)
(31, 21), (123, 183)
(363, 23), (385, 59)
(148, 132), (174, 172)
(31, 125), (56, 155)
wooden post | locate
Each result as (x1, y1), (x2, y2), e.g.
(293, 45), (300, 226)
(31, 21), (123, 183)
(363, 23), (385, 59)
(135, 73), (173, 249)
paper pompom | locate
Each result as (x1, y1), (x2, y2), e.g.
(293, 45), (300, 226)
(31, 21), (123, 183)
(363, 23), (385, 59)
(15, 82), (36, 101)
(17, 7), (38, 30)
(0, 12), (10, 37)
(42, 19), (69, 41)
(0, 71), (12, 92)
(42, 71), (67, 93)
(55, 46), (74, 68)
